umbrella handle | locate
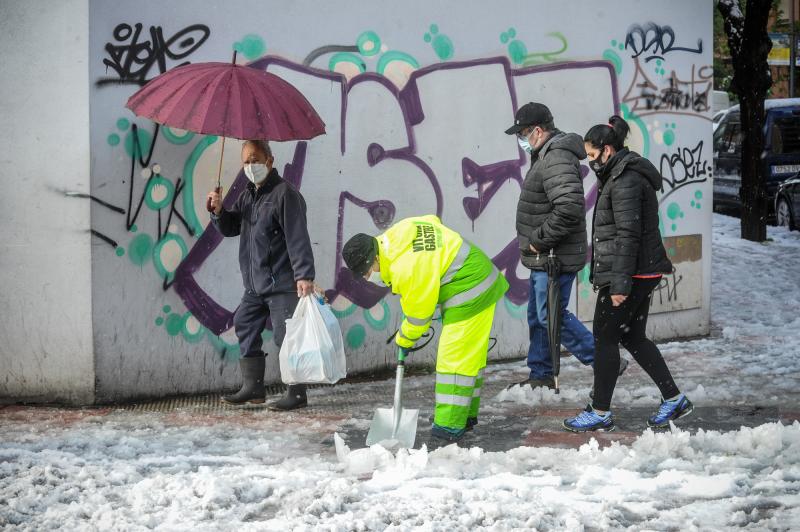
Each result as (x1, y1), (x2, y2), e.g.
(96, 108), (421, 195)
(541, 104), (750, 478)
(206, 186), (222, 213)
(206, 134), (228, 213)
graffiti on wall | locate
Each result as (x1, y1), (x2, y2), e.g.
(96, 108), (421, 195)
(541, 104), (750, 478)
(90, 16), (711, 362)
(97, 22), (210, 86)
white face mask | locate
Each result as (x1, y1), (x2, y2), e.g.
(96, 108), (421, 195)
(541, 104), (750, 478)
(244, 163), (269, 184)
(368, 270), (384, 285)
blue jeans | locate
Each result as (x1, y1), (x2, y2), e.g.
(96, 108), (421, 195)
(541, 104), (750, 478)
(526, 270), (594, 379)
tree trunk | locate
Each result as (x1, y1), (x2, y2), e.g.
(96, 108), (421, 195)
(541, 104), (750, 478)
(718, 0), (773, 242)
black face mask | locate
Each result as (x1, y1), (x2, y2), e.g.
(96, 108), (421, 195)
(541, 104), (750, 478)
(589, 146), (609, 177)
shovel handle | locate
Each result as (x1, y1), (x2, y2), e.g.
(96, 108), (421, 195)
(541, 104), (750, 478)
(397, 347), (407, 364)
(206, 186), (222, 213)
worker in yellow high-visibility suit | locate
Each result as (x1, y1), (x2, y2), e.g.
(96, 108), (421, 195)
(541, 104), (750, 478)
(342, 215), (509, 441)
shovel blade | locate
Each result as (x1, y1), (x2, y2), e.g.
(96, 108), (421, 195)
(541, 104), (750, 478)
(365, 407), (419, 448)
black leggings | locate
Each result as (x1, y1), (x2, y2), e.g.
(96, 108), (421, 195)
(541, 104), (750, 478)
(591, 277), (680, 411)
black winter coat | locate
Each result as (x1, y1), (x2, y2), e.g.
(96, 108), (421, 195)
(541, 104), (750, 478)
(516, 131), (588, 273)
(212, 168), (315, 295)
(590, 149), (673, 295)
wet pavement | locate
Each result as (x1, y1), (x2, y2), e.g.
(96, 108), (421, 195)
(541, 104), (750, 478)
(4, 351), (797, 454)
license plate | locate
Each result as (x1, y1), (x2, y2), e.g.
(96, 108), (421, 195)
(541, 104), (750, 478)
(772, 164), (800, 174)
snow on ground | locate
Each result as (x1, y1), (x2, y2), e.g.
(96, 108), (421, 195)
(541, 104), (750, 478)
(1, 214), (800, 531)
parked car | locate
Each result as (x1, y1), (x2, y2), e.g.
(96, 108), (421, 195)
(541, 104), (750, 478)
(712, 108), (729, 132)
(713, 98), (800, 216)
(775, 174), (800, 230)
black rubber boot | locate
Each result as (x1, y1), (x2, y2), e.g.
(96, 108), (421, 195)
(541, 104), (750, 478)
(268, 384), (308, 411)
(221, 355), (266, 405)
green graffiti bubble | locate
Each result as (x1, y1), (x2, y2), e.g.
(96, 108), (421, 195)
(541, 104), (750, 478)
(671, 224), (677, 231)
(602, 49), (622, 75)
(425, 24), (453, 60)
(503, 297), (527, 319)
(356, 31), (381, 56)
(260, 329), (274, 342)
(165, 313), (183, 336)
(500, 32), (509, 44)
(691, 200), (696, 207)
(107, 133), (120, 146)
(234, 34), (266, 60)
(124, 127), (152, 159)
(346, 324), (366, 350)
(667, 202), (682, 220)
(508, 28), (516, 38)
(695, 202), (702, 209)
(363, 301), (391, 331)
(376, 51), (419, 74)
(115, 247), (125, 257)
(668, 247), (676, 257)
(330, 298), (358, 318)
(182, 135), (218, 236)
(153, 234), (188, 283)
(328, 52), (366, 73)
(128, 233), (154, 266)
(155, 317), (164, 326)
(695, 190), (703, 199)
(130, 224), (138, 233)
(117, 118), (130, 130)
(144, 175), (175, 211)
(611, 39), (617, 47)
(162, 126), (195, 145)
(181, 313), (205, 343)
(618, 43), (624, 50)
(508, 40), (528, 65)
(663, 129), (675, 146)
(163, 305), (171, 313)
(656, 59), (662, 66)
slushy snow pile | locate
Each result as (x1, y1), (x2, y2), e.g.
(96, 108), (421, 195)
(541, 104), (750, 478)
(1, 214), (799, 530)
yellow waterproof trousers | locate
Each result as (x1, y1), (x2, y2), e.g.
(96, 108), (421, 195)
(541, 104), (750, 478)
(433, 303), (496, 430)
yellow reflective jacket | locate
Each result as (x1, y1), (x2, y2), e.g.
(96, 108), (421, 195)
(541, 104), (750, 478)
(377, 215), (509, 349)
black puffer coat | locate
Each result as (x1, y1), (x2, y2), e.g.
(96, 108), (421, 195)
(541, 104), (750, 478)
(590, 148), (673, 295)
(516, 131), (588, 273)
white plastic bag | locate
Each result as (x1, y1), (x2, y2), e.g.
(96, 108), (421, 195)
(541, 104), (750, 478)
(279, 295), (346, 384)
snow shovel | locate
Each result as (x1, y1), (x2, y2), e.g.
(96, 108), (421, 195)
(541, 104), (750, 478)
(366, 348), (419, 448)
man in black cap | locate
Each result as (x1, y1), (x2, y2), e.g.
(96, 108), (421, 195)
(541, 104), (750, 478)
(505, 102), (607, 390)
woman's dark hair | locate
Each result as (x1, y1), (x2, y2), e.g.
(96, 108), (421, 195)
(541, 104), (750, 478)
(583, 115), (630, 151)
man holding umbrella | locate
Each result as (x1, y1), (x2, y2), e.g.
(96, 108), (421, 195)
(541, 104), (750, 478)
(125, 52), (327, 409)
(208, 140), (316, 410)
(505, 102), (625, 391)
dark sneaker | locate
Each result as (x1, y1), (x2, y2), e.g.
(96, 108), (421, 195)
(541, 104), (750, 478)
(507, 376), (555, 390)
(647, 394), (693, 428)
(589, 358), (629, 399)
(562, 405), (615, 432)
(431, 424), (466, 442)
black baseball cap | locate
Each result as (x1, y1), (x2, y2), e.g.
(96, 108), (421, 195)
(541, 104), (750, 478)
(342, 233), (378, 277)
(504, 102), (553, 135)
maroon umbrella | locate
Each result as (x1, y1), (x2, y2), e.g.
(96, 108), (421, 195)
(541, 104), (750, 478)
(125, 52), (325, 210)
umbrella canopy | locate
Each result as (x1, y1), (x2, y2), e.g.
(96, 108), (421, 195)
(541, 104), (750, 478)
(545, 250), (562, 393)
(125, 60), (325, 141)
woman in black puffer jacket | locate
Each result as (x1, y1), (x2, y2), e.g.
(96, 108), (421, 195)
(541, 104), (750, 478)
(563, 115), (693, 433)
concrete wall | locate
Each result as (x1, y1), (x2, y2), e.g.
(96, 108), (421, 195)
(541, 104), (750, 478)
(3, 0), (713, 404)
(0, 0), (94, 404)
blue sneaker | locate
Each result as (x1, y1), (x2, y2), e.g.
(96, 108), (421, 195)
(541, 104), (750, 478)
(647, 394), (694, 428)
(562, 405), (615, 432)
(431, 424), (466, 441)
